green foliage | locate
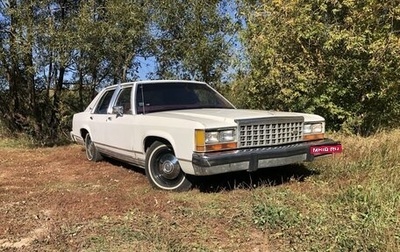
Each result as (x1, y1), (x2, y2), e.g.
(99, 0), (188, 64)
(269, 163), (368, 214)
(2, 0), (400, 142)
(235, 0), (400, 135)
(72, 0), (149, 83)
(252, 200), (300, 229)
(0, 0), (238, 144)
(147, 0), (238, 85)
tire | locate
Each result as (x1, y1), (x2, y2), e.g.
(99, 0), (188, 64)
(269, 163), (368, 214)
(145, 141), (192, 191)
(85, 134), (103, 162)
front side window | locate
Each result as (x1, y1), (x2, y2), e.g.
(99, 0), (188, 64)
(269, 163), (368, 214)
(115, 87), (132, 114)
(94, 89), (115, 114)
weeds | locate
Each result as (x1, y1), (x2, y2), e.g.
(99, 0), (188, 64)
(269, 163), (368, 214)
(251, 130), (400, 251)
(1, 130), (399, 251)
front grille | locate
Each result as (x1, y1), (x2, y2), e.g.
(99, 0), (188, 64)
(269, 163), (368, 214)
(237, 117), (304, 148)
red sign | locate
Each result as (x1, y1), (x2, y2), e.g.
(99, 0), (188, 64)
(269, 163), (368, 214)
(310, 144), (342, 155)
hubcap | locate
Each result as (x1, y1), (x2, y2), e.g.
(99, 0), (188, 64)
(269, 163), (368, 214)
(158, 153), (181, 180)
(162, 160), (175, 174)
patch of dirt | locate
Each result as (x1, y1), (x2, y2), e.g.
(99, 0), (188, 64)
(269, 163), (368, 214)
(0, 145), (153, 250)
(0, 144), (312, 251)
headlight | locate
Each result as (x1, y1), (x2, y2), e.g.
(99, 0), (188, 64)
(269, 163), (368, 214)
(196, 129), (237, 152)
(205, 132), (219, 144)
(312, 123), (323, 133)
(304, 123), (323, 134)
(303, 122), (325, 141)
(304, 124), (312, 134)
(205, 130), (235, 144)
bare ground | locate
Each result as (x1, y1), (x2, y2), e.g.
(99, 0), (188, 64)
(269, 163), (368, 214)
(0, 145), (315, 251)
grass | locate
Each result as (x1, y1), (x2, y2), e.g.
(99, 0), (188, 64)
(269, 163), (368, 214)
(0, 123), (33, 148)
(1, 128), (400, 251)
(251, 130), (400, 251)
(77, 130), (399, 251)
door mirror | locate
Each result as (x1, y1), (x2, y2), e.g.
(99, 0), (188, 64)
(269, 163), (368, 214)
(112, 106), (124, 117)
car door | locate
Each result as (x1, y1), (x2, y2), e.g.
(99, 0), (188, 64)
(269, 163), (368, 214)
(88, 88), (117, 146)
(103, 86), (138, 162)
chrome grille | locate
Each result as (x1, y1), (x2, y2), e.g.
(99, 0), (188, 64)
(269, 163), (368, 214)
(237, 117), (304, 148)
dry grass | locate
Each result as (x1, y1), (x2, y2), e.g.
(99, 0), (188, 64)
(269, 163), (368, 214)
(0, 130), (399, 251)
(251, 130), (400, 251)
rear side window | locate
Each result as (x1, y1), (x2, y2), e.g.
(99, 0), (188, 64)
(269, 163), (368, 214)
(94, 90), (115, 114)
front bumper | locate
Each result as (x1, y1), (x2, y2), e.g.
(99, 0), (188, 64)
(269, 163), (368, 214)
(192, 139), (341, 175)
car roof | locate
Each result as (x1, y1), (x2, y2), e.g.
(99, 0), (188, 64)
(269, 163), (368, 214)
(104, 80), (207, 90)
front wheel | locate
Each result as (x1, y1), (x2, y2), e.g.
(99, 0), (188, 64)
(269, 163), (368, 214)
(145, 141), (192, 191)
(85, 134), (103, 162)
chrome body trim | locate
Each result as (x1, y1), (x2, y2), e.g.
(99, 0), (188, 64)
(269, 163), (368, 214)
(235, 117), (305, 148)
(96, 143), (145, 168)
(70, 131), (84, 145)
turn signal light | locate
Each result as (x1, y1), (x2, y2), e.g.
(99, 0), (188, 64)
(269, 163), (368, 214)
(304, 133), (324, 141)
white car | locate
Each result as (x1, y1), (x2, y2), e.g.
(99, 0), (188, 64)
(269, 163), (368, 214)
(71, 80), (342, 191)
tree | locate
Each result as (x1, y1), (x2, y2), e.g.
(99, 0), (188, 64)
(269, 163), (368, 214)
(148, 0), (238, 85)
(72, 0), (149, 85)
(0, 0), (150, 144)
(0, 0), (40, 136)
(235, 0), (400, 134)
(0, 0), (239, 144)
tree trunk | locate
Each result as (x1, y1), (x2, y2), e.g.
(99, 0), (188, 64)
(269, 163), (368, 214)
(50, 66), (65, 127)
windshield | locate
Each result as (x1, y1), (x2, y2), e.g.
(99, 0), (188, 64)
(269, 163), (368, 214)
(136, 82), (234, 114)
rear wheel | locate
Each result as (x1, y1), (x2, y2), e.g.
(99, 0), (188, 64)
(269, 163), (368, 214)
(85, 134), (103, 162)
(145, 141), (192, 191)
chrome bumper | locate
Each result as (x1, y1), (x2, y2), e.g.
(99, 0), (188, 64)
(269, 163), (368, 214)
(70, 131), (84, 145)
(191, 139), (341, 175)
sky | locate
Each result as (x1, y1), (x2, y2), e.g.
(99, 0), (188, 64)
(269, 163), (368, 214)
(136, 56), (156, 80)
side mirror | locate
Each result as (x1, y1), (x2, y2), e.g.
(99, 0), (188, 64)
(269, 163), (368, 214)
(112, 106), (124, 117)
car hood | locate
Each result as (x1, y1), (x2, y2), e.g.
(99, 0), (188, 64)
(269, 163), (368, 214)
(147, 109), (324, 128)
